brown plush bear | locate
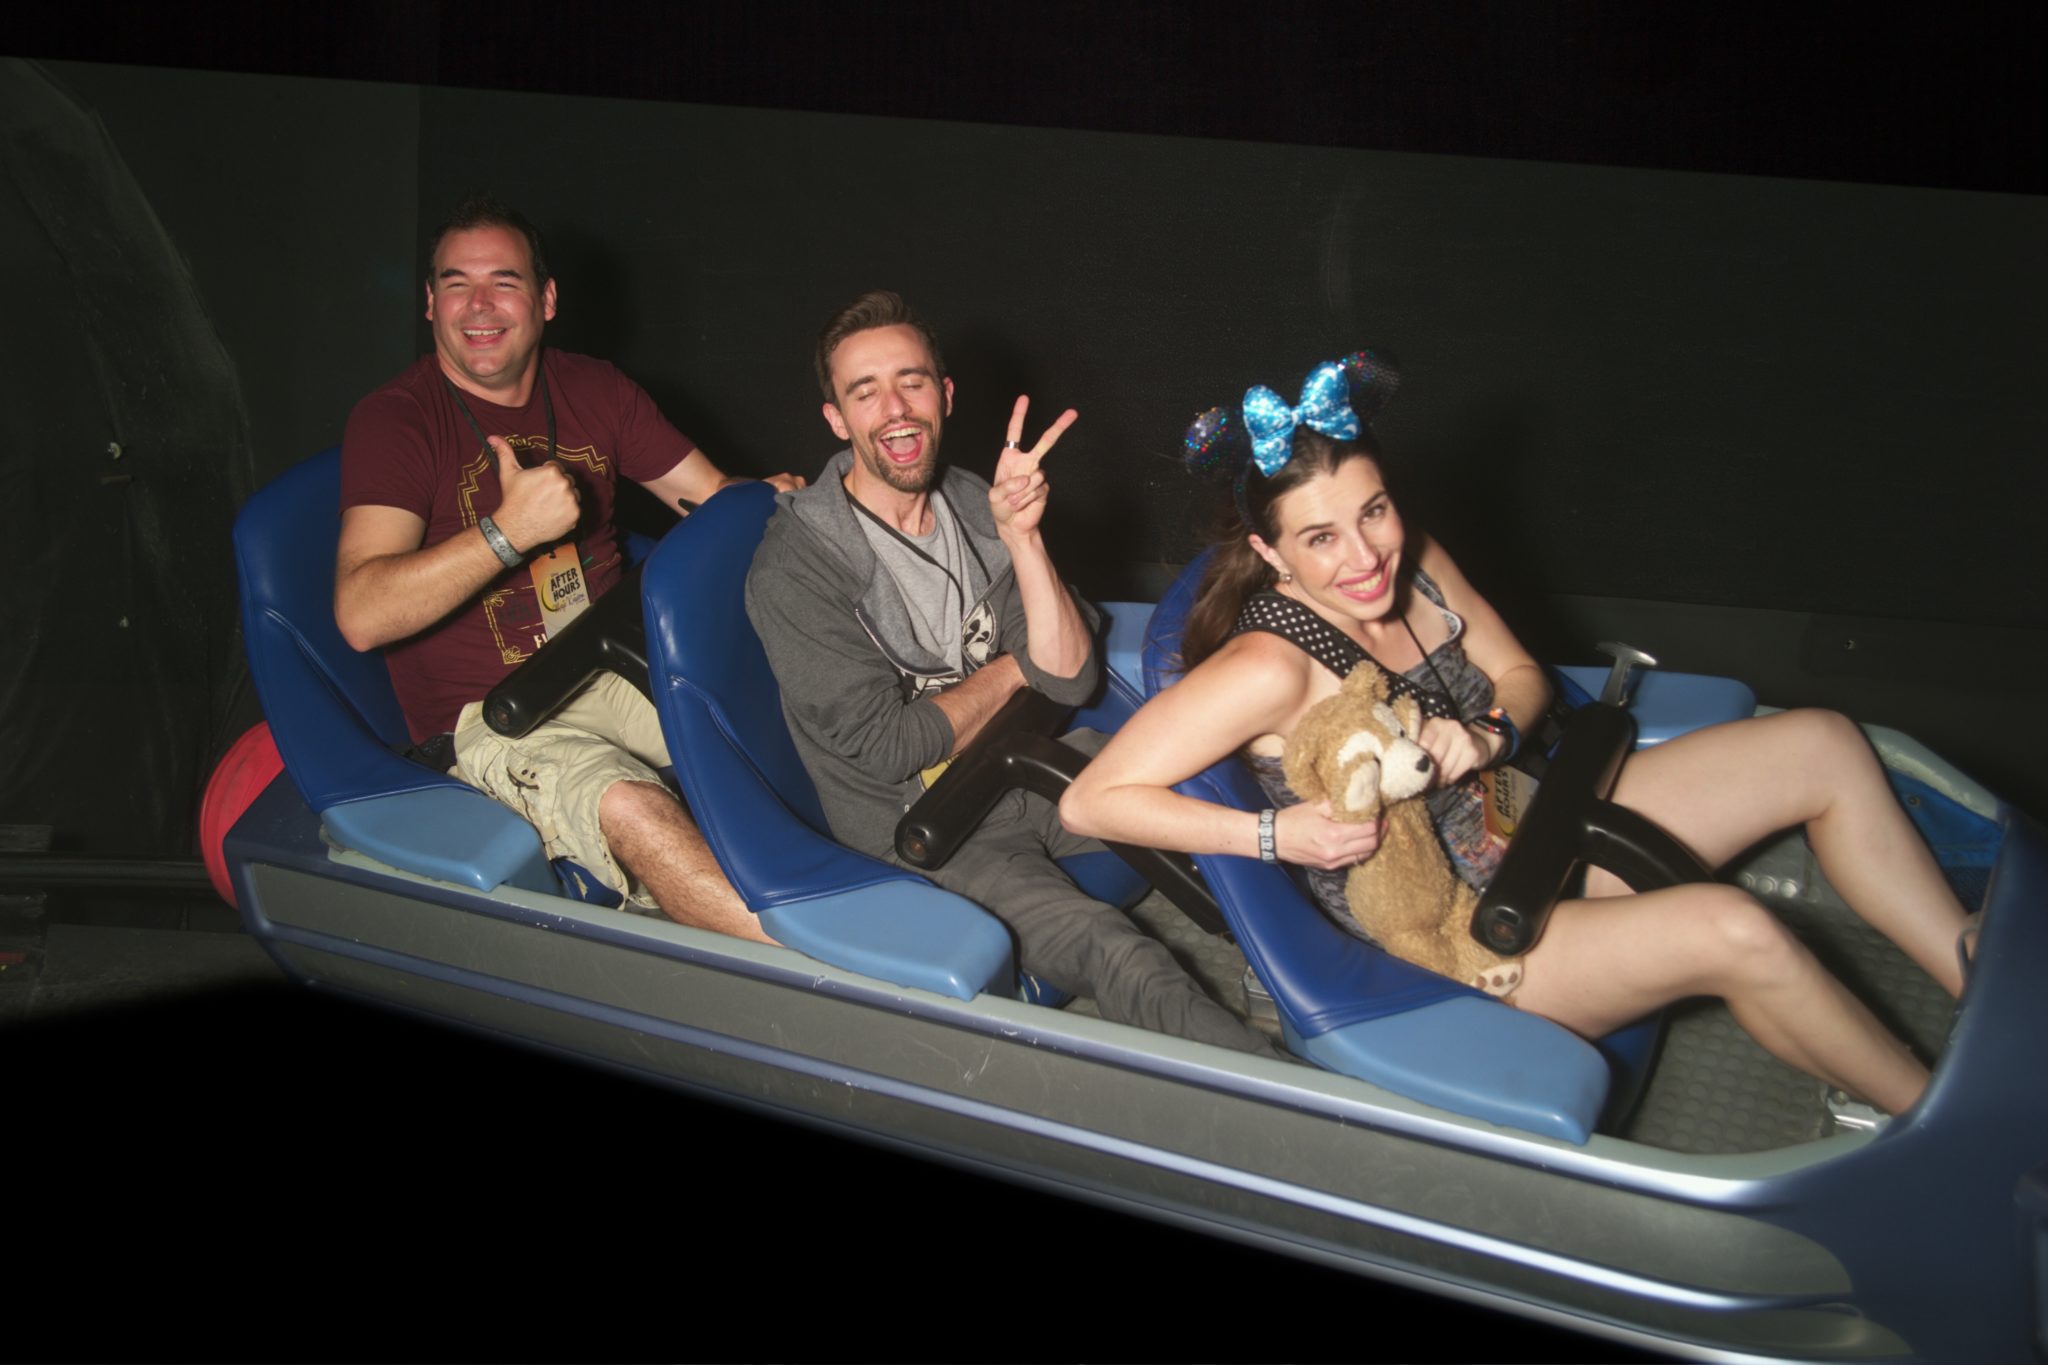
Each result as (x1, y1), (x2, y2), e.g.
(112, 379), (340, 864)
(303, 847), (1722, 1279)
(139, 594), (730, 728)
(1282, 663), (1524, 997)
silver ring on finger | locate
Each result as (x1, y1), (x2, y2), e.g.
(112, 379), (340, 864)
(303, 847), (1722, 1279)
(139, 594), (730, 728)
(1002, 439), (1021, 450)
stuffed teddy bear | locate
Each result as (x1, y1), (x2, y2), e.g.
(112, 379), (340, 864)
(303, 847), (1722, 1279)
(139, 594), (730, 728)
(1282, 663), (1524, 997)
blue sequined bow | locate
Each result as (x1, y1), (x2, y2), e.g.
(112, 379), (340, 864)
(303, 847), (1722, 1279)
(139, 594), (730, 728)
(1242, 362), (1360, 476)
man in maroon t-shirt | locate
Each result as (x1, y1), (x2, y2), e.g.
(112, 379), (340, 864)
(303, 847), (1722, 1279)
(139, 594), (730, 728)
(336, 196), (800, 939)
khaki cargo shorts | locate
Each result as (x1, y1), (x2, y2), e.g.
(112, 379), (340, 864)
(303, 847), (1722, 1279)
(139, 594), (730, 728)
(451, 671), (672, 910)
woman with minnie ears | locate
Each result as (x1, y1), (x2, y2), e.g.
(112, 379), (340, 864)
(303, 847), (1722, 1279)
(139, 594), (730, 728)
(1060, 353), (1971, 1115)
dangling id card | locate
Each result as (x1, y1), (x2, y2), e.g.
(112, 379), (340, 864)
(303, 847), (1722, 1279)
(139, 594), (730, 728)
(530, 542), (591, 640)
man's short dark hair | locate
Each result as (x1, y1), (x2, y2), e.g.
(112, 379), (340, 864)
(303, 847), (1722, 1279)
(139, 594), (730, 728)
(428, 195), (550, 287)
(815, 290), (946, 404)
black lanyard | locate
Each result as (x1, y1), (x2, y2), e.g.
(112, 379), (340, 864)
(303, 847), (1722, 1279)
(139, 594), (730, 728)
(1401, 616), (1468, 722)
(445, 358), (557, 477)
(852, 491), (988, 619)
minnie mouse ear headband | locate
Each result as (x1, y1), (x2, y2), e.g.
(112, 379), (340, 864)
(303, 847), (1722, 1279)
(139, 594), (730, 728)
(1181, 350), (1401, 523)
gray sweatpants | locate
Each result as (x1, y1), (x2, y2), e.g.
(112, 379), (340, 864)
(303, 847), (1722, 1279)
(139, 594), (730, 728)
(892, 735), (1280, 1059)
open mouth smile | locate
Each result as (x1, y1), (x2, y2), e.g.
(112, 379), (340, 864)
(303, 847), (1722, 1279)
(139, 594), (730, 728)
(876, 424), (927, 463)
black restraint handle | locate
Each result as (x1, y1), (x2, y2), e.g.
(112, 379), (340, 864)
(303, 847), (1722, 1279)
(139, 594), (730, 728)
(894, 687), (1229, 937)
(1470, 701), (1712, 955)
(482, 564), (651, 739)
(895, 688), (1062, 866)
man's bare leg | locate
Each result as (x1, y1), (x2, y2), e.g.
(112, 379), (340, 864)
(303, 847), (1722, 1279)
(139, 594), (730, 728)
(599, 779), (777, 945)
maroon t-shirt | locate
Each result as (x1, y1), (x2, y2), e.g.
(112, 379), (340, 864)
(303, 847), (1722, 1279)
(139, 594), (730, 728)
(339, 350), (696, 741)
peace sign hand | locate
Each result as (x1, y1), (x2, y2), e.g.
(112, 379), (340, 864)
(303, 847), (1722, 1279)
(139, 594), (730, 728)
(990, 395), (1078, 539)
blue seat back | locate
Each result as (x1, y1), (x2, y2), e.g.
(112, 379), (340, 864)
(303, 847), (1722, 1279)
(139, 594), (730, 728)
(232, 448), (562, 898)
(234, 447), (450, 811)
(639, 483), (908, 904)
(637, 483), (1016, 1001)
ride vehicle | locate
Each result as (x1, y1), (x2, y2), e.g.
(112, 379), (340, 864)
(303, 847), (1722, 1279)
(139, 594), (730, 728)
(208, 448), (2048, 1363)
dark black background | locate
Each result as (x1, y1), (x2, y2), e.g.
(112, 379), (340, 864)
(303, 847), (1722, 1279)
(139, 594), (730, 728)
(24, 0), (2046, 195)
(7, 3), (2041, 1358)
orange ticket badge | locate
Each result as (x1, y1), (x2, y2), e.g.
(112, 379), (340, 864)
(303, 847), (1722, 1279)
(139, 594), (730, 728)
(531, 541), (591, 640)
(1481, 766), (1535, 842)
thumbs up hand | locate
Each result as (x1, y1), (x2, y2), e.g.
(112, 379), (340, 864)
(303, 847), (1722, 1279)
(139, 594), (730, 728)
(489, 435), (580, 552)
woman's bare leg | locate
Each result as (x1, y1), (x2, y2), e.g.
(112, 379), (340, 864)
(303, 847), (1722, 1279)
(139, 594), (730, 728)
(1581, 709), (1968, 996)
(1513, 883), (1929, 1113)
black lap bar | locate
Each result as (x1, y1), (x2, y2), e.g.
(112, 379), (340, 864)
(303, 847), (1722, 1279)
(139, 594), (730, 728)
(895, 688), (1227, 936)
(1471, 702), (1711, 956)
(483, 564), (651, 739)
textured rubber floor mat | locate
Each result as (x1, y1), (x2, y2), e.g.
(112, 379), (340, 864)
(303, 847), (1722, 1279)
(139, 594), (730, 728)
(1621, 1002), (1833, 1153)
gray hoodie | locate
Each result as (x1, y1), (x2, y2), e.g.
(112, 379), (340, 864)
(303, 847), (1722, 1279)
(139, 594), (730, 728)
(744, 449), (1101, 857)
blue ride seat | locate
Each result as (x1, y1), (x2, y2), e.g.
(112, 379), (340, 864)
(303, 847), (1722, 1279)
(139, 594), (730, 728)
(638, 481), (1030, 1002)
(232, 446), (625, 904)
(1137, 553), (1675, 1144)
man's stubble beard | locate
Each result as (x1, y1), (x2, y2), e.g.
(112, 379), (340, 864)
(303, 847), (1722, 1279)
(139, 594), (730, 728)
(859, 424), (942, 496)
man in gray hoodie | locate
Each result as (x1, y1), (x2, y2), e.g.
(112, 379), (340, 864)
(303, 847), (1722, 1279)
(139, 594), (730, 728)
(744, 291), (1275, 1056)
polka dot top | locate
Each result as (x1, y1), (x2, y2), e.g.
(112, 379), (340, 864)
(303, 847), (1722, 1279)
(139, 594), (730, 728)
(1227, 588), (1461, 722)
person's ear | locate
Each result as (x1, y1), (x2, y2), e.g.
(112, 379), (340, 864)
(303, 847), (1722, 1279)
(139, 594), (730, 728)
(1248, 534), (1289, 580)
